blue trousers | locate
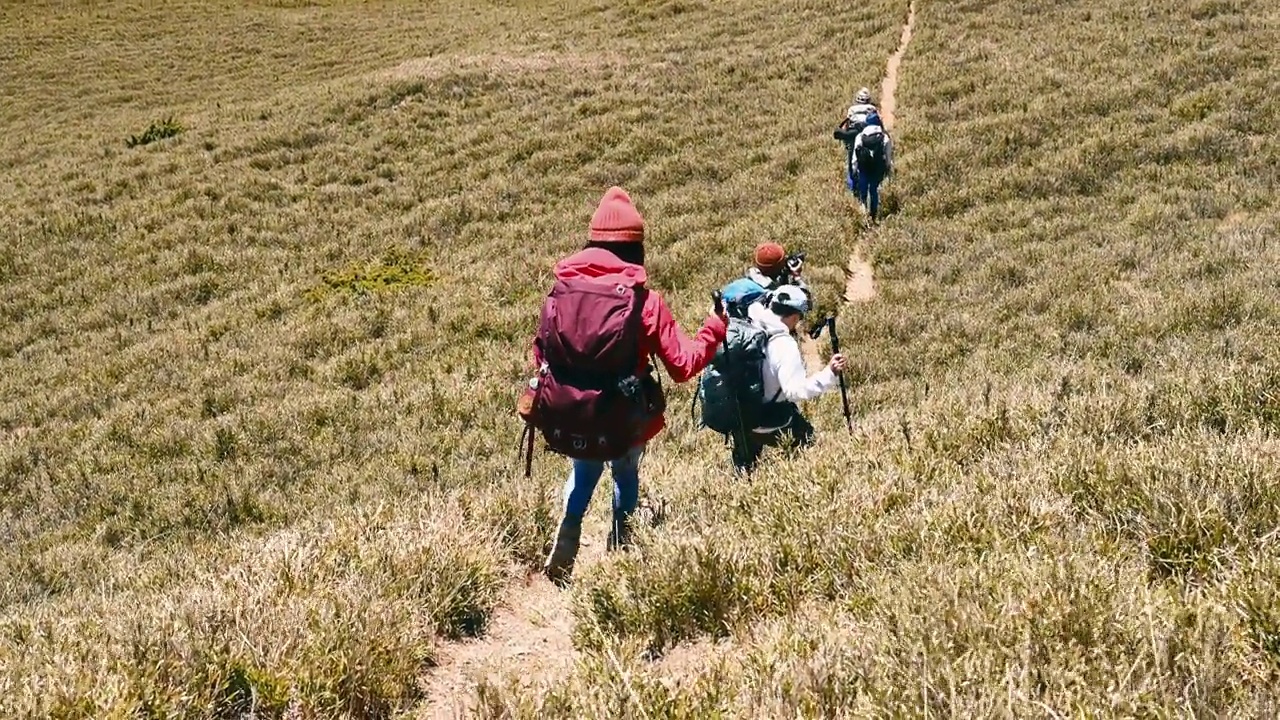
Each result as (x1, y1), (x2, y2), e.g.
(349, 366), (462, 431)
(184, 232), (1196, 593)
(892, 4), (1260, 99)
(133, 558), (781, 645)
(845, 149), (858, 191)
(856, 171), (884, 219)
(561, 444), (643, 532)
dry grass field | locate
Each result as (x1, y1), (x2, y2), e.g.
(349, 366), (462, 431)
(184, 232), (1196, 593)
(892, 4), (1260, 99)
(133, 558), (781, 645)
(3, 0), (1280, 717)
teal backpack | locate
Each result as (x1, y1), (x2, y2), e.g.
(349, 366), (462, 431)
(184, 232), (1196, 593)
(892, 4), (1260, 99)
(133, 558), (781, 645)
(719, 277), (768, 319)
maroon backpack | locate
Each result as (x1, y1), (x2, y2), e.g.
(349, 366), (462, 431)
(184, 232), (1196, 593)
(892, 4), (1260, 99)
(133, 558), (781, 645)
(518, 276), (665, 475)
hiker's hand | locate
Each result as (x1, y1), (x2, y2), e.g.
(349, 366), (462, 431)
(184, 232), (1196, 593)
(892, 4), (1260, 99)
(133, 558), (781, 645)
(709, 290), (727, 323)
(828, 353), (848, 374)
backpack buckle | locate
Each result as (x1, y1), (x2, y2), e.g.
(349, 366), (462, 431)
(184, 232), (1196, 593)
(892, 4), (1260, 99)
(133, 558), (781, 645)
(618, 375), (641, 399)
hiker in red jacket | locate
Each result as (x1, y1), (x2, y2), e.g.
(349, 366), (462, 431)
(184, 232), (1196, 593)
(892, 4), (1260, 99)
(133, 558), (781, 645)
(530, 186), (727, 586)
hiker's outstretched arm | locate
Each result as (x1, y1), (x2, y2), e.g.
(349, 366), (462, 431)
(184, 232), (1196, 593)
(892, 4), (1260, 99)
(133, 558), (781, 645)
(769, 337), (838, 403)
(650, 298), (726, 383)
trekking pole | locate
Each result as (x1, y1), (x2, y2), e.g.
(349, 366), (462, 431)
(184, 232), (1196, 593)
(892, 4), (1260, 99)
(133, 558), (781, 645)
(827, 318), (854, 433)
(809, 316), (853, 434)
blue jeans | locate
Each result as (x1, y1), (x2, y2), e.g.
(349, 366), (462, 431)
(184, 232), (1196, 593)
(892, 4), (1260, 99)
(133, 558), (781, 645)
(562, 444), (643, 531)
(856, 171), (883, 219)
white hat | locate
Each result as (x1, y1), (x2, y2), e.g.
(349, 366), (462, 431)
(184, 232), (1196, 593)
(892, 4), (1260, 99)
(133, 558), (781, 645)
(855, 87), (872, 104)
(769, 285), (811, 316)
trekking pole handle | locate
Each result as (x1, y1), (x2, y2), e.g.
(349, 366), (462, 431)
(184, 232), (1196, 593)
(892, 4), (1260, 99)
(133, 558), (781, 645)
(712, 290), (724, 318)
(827, 317), (841, 354)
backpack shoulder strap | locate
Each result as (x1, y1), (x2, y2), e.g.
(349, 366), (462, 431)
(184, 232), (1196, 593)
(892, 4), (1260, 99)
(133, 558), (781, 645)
(744, 322), (788, 405)
(622, 282), (649, 371)
(757, 318), (791, 341)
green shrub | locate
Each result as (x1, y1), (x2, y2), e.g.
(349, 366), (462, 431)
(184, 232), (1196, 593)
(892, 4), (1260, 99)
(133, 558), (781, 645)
(125, 116), (185, 148)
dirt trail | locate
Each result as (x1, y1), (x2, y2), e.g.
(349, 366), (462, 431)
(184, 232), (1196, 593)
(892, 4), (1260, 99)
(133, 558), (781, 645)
(802, 0), (912, 360)
(419, 6), (917, 715)
(879, 0), (916, 131)
(844, 255), (876, 303)
(415, 523), (609, 719)
(800, 249), (877, 369)
(830, 0), (917, 307)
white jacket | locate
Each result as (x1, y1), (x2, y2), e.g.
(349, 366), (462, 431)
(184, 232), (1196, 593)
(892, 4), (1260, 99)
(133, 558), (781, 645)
(746, 302), (840, 431)
(853, 125), (894, 173)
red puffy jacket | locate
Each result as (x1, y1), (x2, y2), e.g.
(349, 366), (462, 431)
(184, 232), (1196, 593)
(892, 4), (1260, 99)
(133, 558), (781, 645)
(530, 247), (727, 443)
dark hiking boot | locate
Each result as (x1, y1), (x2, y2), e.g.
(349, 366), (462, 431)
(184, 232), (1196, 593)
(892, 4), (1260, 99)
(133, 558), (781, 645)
(543, 513), (583, 587)
(608, 496), (670, 552)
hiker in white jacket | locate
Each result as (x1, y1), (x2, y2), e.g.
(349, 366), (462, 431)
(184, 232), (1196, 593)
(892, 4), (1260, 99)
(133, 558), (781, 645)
(852, 114), (894, 221)
(735, 286), (846, 473)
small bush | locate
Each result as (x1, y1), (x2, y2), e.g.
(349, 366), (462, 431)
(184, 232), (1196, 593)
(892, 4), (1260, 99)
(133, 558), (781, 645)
(309, 251), (434, 299)
(125, 116), (185, 148)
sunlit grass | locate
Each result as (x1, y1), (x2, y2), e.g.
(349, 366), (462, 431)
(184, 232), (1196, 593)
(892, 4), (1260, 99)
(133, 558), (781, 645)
(2, 0), (1279, 716)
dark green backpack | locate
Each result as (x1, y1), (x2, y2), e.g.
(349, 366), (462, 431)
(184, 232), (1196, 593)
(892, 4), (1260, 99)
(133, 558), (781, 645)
(697, 317), (789, 436)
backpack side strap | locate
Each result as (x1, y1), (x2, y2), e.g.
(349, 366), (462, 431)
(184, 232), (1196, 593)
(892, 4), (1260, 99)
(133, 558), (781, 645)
(519, 422), (536, 478)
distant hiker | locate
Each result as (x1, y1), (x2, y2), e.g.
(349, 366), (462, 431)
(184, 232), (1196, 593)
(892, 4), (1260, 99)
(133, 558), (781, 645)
(835, 88), (880, 191)
(719, 242), (810, 319)
(853, 112), (894, 221)
(520, 185), (728, 587)
(697, 284), (847, 475)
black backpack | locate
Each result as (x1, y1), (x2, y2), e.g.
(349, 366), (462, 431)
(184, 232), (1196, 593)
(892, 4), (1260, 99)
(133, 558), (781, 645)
(855, 131), (887, 174)
(833, 115), (868, 146)
(696, 317), (792, 437)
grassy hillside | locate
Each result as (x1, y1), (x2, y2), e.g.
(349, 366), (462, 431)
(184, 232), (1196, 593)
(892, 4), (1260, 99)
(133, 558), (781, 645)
(3, 0), (1279, 717)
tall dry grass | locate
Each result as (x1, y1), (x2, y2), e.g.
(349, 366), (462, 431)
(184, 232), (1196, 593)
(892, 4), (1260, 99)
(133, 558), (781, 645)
(3, 0), (1279, 716)
(469, 0), (1280, 716)
(2, 0), (902, 715)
